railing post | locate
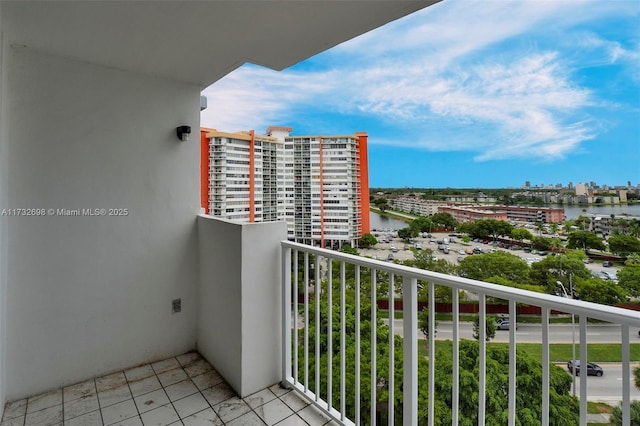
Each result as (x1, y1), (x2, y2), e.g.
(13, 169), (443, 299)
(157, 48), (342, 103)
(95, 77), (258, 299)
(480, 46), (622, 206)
(388, 274), (395, 426)
(428, 282), (435, 426)
(281, 245), (292, 384)
(403, 277), (418, 426)
(541, 308), (550, 426)
(355, 266), (361, 425)
(478, 294), (486, 425)
(452, 287), (459, 425)
(508, 299), (516, 426)
(622, 324), (630, 426)
(579, 315), (588, 426)
(370, 269), (377, 425)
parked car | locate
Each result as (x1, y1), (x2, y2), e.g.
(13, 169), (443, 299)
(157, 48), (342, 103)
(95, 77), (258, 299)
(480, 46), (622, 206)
(495, 318), (517, 330)
(386, 253), (394, 261)
(567, 360), (603, 377)
(603, 261), (613, 267)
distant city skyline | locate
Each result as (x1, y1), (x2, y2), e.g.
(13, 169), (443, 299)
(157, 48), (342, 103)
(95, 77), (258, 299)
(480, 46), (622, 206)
(201, 0), (640, 188)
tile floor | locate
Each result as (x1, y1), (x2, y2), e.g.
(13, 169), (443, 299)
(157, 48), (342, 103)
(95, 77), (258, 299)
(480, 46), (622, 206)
(1, 352), (340, 426)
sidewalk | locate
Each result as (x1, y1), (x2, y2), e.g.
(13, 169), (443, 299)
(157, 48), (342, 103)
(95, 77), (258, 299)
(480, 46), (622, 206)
(587, 413), (611, 423)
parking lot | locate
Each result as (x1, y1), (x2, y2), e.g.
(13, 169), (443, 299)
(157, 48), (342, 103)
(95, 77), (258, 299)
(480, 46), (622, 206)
(360, 231), (621, 279)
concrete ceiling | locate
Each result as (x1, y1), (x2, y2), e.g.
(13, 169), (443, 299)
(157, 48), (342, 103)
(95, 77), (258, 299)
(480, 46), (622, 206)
(1, 1), (439, 88)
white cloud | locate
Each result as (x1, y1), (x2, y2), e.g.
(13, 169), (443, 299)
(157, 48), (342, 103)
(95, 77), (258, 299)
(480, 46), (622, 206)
(201, 66), (338, 132)
(201, 0), (637, 162)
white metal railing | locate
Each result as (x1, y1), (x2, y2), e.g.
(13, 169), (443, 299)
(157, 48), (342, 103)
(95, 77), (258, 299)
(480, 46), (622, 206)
(281, 241), (640, 426)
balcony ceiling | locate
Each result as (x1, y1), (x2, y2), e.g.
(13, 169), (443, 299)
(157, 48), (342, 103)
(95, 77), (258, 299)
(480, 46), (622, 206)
(1, 0), (437, 87)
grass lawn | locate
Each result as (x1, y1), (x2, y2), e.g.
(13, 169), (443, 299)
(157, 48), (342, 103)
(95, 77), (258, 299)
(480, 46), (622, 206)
(379, 310), (601, 324)
(418, 340), (640, 363)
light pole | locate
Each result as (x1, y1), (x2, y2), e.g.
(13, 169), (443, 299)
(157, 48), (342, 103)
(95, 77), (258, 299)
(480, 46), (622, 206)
(557, 279), (577, 396)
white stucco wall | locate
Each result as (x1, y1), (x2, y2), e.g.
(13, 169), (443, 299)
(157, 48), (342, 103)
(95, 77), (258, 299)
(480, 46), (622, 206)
(0, 3), (7, 416)
(197, 216), (286, 397)
(3, 47), (201, 400)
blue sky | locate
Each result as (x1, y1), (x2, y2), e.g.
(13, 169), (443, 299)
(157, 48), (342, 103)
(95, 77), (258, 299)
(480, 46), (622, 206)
(201, 0), (640, 189)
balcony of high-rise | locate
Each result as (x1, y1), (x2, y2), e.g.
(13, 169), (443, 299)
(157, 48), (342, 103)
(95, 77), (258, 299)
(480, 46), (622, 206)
(2, 2), (639, 426)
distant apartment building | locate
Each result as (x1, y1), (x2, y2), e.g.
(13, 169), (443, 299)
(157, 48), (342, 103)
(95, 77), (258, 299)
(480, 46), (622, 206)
(437, 206), (508, 223)
(391, 199), (565, 224)
(587, 213), (640, 237)
(575, 183), (588, 196)
(200, 127), (370, 248)
(390, 197), (446, 216)
(471, 205), (565, 223)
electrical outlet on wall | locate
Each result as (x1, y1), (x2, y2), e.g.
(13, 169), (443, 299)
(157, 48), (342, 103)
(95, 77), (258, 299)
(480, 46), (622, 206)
(172, 298), (181, 313)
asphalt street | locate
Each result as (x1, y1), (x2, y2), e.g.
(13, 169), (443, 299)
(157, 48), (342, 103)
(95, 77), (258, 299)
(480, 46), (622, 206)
(380, 318), (640, 403)
(385, 320), (639, 344)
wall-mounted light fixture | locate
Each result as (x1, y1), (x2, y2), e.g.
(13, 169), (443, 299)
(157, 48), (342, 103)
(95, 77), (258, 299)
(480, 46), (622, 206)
(176, 125), (191, 142)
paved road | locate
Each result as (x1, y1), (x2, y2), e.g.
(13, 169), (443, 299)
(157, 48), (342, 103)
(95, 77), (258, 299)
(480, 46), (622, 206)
(559, 364), (640, 403)
(384, 320), (639, 344)
(381, 318), (640, 402)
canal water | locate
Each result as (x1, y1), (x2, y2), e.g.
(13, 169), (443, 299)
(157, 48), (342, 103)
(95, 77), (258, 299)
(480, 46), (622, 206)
(561, 204), (640, 219)
(369, 212), (408, 231)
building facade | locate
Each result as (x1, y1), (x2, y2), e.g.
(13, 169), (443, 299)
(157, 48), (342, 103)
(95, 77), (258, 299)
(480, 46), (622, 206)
(200, 127), (370, 248)
(471, 205), (566, 223)
(437, 206), (508, 223)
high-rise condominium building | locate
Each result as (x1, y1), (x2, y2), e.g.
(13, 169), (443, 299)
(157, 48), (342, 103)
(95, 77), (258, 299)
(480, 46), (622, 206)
(200, 127), (370, 248)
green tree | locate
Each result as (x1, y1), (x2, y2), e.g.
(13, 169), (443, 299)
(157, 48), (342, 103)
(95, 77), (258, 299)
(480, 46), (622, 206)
(625, 253), (640, 266)
(431, 212), (458, 230)
(617, 266), (640, 298)
(574, 215), (591, 231)
(608, 234), (640, 256)
(567, 231), (605, 252)
(610, 401), (640, 426)
(511, 227), (533, 243)
(372, 197), (389, 212)
(531, 236), (554, 250)
(359, 233), (378, 248)
(404, 249), (457, 276)
(301, 299), (579, 425)
(458, 251), (530, 284)
(418, 306), (437, 339)
(473, 315), (497, 341)
(530, 253), (592, 293)
(397, 227), (417, 241)
(410, 216), (434, 233)
(573, 277), (629, 305)
(339, 245), (359, 255)
(486, 276), (546, 294)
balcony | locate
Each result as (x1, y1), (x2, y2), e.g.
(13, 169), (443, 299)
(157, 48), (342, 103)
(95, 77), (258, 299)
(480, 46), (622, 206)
(2, 217), (639, 425)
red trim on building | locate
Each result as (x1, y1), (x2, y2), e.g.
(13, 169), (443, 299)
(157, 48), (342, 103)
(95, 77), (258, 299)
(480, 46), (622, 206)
(355, 132), (370, 235)
(200, 129), (211, 214)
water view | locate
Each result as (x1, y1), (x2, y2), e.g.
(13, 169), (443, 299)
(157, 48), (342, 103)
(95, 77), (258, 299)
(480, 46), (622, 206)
(371, 204), (640, 229)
